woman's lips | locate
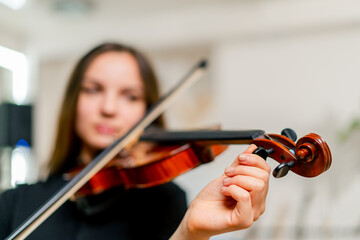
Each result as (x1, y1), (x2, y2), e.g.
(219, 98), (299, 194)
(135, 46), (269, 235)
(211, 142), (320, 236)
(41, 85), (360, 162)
(95, 125), (118, 135)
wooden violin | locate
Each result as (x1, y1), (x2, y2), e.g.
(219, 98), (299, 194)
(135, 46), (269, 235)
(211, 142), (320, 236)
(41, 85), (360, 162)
(69, 128), (331, 199)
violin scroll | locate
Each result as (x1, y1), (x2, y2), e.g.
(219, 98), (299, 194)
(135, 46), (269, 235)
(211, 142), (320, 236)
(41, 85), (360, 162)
(253, 130), (332, 178)
(294, 133), (332, 177)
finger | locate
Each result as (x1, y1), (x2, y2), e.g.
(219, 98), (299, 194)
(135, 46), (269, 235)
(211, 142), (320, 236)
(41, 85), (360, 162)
(223, 175), (267, 193)
(243, 144), (257, 154)
(223, 175), (268, 221)
(221, 185), (254, 228)
(224, 165), (269, 182)
(235, 153), (271, 173)
(230, 144), (257, 167)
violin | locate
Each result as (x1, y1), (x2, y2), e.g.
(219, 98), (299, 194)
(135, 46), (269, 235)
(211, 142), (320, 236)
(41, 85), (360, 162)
(69, 128), (331, 199)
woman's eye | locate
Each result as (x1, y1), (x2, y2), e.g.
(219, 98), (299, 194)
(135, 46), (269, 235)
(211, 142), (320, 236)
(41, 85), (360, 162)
(124, 93), (143, 102)
(127, 95), (140, 101)
(81, 86), (100, 94)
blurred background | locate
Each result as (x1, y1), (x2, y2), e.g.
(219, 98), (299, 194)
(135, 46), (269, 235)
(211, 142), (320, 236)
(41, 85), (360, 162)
(1, 0), (360, 239)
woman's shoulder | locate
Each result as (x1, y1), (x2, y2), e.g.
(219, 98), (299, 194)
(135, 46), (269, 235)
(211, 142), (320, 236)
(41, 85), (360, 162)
(0, 176), (66, 238)
(0, 175), (66, 207)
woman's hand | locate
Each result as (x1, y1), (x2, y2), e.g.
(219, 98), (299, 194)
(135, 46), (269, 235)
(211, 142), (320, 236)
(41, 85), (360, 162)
(170, 144), (271, 240)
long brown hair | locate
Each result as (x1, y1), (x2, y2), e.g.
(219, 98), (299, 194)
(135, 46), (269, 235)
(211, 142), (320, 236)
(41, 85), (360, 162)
(48, 43), (164, 175)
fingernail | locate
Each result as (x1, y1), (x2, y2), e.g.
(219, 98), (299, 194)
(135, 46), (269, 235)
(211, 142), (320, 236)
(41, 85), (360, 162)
(239, 154), (249, 162)
(225, 166), (234, 174)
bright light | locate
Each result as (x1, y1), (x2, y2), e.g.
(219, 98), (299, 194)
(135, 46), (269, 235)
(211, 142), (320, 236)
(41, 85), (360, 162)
(11, 146), (29, 187)
(0, 45), (29, 104)
(0, 0), (27, 10)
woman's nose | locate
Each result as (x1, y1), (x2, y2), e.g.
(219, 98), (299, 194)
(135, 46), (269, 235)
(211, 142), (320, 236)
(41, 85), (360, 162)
(101, 92), (117, 117)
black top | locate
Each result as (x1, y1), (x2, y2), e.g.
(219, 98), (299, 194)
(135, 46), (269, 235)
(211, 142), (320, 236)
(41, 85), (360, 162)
(0, 176), (187, 240)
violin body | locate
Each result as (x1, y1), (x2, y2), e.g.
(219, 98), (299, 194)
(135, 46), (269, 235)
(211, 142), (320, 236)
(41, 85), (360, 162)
(68, 142), (228, 198)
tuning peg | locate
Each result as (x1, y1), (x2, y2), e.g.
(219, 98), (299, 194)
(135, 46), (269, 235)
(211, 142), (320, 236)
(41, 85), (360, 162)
(281, 128), (297, 142)
(273, 161), (295, 178)
(253, 147), (274, 160)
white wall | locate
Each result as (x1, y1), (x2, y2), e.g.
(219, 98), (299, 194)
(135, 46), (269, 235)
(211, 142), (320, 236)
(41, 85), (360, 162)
(34, 58), (76, 173)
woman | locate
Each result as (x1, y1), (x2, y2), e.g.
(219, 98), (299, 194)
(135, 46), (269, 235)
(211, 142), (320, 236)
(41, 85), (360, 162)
(0, 43), (270, 240)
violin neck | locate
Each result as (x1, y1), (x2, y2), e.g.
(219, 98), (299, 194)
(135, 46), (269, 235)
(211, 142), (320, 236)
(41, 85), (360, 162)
(140, 130), (266, 145)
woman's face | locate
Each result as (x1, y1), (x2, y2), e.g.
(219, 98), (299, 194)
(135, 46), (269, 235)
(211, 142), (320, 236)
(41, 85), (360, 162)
(75, 51), (146, 155)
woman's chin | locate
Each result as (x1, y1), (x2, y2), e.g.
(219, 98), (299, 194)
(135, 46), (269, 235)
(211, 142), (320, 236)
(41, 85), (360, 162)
(91, 139), (115, 150)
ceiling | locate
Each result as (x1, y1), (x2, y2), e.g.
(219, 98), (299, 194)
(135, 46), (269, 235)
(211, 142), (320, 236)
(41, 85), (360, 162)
(0, 0), (252, 60)
(1, 0), (360, 61)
